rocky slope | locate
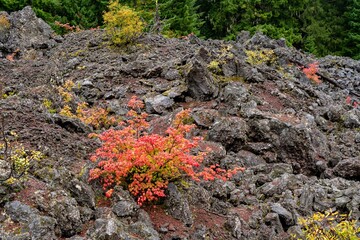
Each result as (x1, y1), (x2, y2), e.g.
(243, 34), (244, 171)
(0, 7), (359, 240)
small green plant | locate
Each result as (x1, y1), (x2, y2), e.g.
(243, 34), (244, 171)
(0, 116), (43, 184)
(89, 96), (244, 206)
(103, 0), (145, 45)
(42, 98), (57, 114)
(295, 210), (360, 240)
(246, 49), (277, 65)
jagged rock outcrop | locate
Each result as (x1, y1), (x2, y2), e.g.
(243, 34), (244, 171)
(0, 7), (359, 240)
(0, 6), (58, 57)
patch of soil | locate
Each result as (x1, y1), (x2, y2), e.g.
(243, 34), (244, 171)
(14, 177), (48, 208)
(229, 206), (256, 223)
(146, 205), (231, 240)
(253, 82), (286, 112)
(179, 100), (218, 110)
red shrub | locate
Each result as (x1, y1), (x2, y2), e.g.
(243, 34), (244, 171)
(89, 96), (243, 205)
(303, 62), (321, 84)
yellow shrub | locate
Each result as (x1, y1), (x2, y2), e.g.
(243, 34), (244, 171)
(208, 60), (222, 74)
(59, 105), (75, 118)
(294, 210), (359, 240)
(0, 14), (10, 30)
(103, 1), (144, 45)
(59, 102), (117, 130)
(246, 49), (277, 66)
(58, 80), (75, 103)
(0, 130), (44, 183)
(42, 98), (57, 114)
(76, 102), (118, 129)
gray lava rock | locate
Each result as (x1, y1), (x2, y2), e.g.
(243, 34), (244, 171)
(0, 160), (11, 182)
(186, 185), (212, 209)
(264, 212), (284, 234)
(333, 158), (360, 180)
(190, 224), (209, 240)
(120, 60), (155, 77)
(298, 184), (315, 215)
(129, 221), (160, 240)
(208, 117), (249, 151)
(236, 150), (267, 167)
(163, 68), (181, 80)
(343, 109), (360, 128)
(223, 82), (249, 109)
(87, 218), (128, 240)
(5, 201), (39, 223)
(3, 6), (56, 53)
(192, 108), (220, 128)
(49, 191), (82, 237)
(4, 201), (57, 240)
(225, 214), (243, 239)
(164, 183), (193, 226)
(258, 174), (293, 197)
(68, 179), (96, 208)
(53, 114), (91, 133)
(185, 58), (219, 100)
(269, 163), (293, 178)
(278, 126), (329, 175)
(112, 200), (139, 217)
(28, 215), (57, 240)
(145, 94), (174, 114)
(270, 203), (294, 227)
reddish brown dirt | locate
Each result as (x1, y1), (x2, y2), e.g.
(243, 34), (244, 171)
(229, 206), (256, 223)
(1, 220), (23, 234)
(14, 178), (49, 208)
(179, 100), (218, 110)
(254, 82), (286, 112)
(267, 113), (300, 125)
(146, 205), (231, 240)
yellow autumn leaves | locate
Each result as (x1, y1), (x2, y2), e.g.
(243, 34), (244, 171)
(103, 0), (144, 45)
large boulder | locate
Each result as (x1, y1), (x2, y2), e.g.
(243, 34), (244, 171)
(1, 6), (56, 54)
(164, 183), (193, 226)
(208, 117), (249, 152)
(185, 58), (219, 100)
(333, 157), (360, 180)
(48, 191), (82, 237)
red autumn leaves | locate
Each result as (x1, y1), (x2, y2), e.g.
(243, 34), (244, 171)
(89, 96), (243, 206)
(303, 62), (321, 84)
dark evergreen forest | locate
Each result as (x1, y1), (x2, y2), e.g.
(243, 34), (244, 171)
(1, 0), (360, 59)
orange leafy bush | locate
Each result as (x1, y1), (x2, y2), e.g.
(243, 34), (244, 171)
(59, 103), (117, 130)
(76, 102), (117, 129)
(55, 21), (80, 32)
(89, 96), (243, 206)
(303, 62), (321, 84)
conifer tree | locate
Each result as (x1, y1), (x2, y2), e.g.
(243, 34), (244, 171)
(160, 0), (203, 37)
(344, 0), (360, 59)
